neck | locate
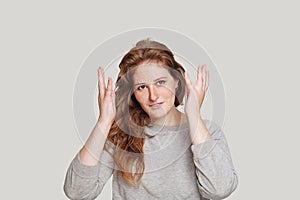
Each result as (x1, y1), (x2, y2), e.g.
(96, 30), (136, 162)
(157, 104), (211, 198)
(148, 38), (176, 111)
(150, 107), (186, 126)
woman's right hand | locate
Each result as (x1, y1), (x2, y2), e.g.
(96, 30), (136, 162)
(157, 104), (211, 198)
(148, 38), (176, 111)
(97, 67), (116, 127)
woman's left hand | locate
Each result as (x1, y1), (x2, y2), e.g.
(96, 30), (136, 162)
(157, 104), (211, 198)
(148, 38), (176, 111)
(184, 64), (209, 119)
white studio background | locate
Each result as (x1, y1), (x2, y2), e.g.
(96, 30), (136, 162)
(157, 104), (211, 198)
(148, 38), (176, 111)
(1, 1), (299, 199)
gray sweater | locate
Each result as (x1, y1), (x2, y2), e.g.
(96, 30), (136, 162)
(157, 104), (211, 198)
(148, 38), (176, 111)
(64, 119), (238, 200)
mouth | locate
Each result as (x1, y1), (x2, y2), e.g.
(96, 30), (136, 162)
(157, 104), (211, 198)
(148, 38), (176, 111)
(149, 102), (164, 109)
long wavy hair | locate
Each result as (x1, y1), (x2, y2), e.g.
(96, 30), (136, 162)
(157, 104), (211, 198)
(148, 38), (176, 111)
(104, 39), (186, 188)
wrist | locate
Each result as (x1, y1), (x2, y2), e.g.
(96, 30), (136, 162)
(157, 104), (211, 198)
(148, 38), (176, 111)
(97, 117), (112, 127)
(96, 119), (112, 135)
(186, 112), (202, 121)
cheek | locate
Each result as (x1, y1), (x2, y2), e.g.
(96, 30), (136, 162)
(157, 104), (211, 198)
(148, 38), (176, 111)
(160, 87), (176, 99)
(134, 92), (145, 104)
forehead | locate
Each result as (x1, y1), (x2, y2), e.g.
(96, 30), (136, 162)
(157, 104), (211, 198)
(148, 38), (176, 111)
(133, 64), (172, 83)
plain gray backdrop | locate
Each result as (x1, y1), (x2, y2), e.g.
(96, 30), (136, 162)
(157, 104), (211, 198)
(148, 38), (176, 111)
(1, 0), (299, 199)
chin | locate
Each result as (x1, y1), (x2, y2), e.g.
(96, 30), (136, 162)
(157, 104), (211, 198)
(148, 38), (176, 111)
(149, 114), (166, 121)
(147, 107), (172, 121)
(148, 111), (166, 120)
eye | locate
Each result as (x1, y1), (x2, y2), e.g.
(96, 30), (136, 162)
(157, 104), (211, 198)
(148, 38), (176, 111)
(156, 80), (166, 86)
(137, 85), (146, 91)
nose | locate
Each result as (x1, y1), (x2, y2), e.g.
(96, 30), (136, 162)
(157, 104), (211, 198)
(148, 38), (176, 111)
(148, 85), (159, 101)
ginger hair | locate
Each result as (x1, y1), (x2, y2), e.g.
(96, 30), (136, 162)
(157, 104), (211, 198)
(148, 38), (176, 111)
(104, 39), (186, 188)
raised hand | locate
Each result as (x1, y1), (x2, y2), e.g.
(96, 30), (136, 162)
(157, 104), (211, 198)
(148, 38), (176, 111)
(78, 67), (116, 165)
(184, 64), (209, 119)
(97, 67), (116, 127)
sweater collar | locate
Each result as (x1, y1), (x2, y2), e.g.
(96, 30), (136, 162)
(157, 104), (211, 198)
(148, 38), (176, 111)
(145, 122), (188, 137)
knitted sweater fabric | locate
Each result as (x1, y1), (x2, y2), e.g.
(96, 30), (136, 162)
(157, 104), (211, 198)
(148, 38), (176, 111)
(64, 119), (238, 200)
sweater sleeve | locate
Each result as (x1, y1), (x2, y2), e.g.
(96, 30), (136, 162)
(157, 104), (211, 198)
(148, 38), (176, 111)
(190, 120), (238, 200)
(63, 140), (115, 200)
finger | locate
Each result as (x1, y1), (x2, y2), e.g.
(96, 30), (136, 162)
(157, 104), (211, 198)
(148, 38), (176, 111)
(204, 70), (209, 92)
(112, 89), (116, 111)
(98, 67), (105, 99)
(184, 72), (193, 96)
(196, 65), (204, 89)
(184, 71), (194, 89)
(106, 77), (112, 97)
(201, 65), (207, 90)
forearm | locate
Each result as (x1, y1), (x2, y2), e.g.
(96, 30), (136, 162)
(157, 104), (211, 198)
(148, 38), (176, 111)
(64, 120), (115, 199)
(191, 119), (238, 199)
(64, 154), (103, 200)
(79, 120), (111, 166)
(187, 114), (211, 145)
(192, 138), (238, 199)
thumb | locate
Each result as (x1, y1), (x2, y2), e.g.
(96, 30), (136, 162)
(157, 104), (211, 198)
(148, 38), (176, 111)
(184, 71), (194, 97)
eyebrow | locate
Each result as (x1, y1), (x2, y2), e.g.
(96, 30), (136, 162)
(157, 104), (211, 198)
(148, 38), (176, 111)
(134, 77), (167, 86)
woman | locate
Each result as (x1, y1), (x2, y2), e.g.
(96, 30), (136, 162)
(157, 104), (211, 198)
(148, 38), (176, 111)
(64, 39), (238, 199)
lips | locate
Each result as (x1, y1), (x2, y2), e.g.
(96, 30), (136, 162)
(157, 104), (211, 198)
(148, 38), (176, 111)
(149, 102), (164, 109)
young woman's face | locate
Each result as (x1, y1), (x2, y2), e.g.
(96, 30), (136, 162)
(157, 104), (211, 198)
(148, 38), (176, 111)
(133, 63), (179, 121)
